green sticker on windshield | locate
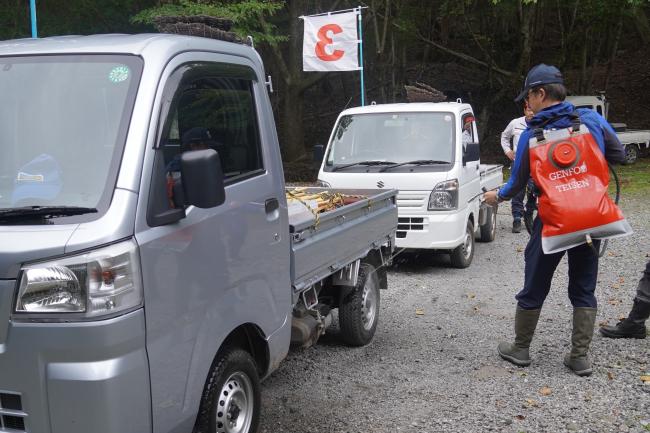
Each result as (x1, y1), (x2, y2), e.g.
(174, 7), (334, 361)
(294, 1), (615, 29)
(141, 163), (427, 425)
(109, 66), (130, 83)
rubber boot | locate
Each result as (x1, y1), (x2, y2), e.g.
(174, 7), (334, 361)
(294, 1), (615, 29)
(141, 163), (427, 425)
(512, 219), (522, 234)
(498, 307), (541, 366)
(600, 298), (650, 339)
(564, 307), (597, 377)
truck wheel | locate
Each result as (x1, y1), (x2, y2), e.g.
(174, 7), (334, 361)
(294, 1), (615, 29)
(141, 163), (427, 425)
(339, 263), (380, 346)
(478, 205), (497, 243)
(195, 348), (260, 433)
(624, 144), (638, 164)
(450, 220), (475, 268)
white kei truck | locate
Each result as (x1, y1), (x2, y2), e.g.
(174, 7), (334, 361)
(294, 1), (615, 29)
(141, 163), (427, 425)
(0, 34), (397, 433)
(567, 94), (650, 164)
(316, 102), (503, 268)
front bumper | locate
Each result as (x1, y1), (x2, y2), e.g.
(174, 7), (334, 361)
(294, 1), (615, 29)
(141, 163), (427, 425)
(0, 279), (151, 433)
(395, 210), (466, 250)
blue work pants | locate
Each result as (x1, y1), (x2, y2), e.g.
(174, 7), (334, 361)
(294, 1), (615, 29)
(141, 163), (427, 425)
(516, 217), (600, 310)
(511, 178), (537, 220)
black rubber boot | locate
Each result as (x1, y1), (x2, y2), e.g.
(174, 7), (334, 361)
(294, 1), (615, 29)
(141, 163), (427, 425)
(600, 298), (650, 339)
(564, 307), (597, 377)
(523, 213), (534, 235)
(498, 307), (541, 366)
(512, 219), (522, 233)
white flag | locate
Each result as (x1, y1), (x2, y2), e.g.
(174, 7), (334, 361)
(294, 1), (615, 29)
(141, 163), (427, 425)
(302, 11), (360, 72)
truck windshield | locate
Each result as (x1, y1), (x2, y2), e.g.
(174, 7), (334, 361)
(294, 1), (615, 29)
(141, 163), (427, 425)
(0, 55), (142, 216)
(326, 112), (455, 167)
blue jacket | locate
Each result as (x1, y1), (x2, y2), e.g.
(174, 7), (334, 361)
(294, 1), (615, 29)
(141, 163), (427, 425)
(498, 101), (625, 200)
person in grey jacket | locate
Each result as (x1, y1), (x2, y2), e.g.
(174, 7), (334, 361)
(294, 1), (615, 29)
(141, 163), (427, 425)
(600, 259), (650, 339)
(500, 105), (535, 233)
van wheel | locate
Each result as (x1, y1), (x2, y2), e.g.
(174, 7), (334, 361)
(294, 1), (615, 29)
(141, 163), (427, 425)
(478, 205), (497, 243)
(624, 144), (638, 164)
(339, 263), (380, 346)
(195, 348), (260, 433)
(450, 220), (475, 268)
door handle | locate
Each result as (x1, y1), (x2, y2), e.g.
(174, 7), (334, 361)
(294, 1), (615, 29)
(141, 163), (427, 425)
(265, 198), (279, 214)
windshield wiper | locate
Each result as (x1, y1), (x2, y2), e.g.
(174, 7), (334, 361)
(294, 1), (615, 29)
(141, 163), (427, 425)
(331, 160), (397, 171)
(0, 206), (98, 221)
(378, 159), (450, 172)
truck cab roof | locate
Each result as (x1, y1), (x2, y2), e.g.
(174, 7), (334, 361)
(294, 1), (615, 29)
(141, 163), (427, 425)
(339, 102), (473, 117)
(0, 33), (262, 70)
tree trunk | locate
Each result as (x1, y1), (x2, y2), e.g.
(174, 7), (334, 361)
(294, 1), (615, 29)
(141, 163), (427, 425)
(632, 5), (650, 45)
(604, 13), (624, 92)
(280, 88), (306, 162)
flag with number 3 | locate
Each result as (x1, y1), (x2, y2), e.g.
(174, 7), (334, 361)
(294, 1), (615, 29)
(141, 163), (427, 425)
(302, 11), (360, 72)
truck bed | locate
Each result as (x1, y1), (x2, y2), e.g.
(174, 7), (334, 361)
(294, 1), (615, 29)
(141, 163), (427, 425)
(617, 130), (650, 147)
(288, 188), (397, 293)
(480, 164), (503, 192)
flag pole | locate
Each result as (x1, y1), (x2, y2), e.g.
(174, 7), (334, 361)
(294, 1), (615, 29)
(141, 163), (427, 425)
(357, 7), (365, 106)
(30, 0), (38, 38)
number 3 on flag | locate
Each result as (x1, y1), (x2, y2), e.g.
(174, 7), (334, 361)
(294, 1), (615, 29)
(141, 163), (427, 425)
(315, 24), (344, 61)
(302, 11), (360, 72)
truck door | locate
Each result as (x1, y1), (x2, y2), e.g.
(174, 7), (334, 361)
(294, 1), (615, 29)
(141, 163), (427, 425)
(135, 54), (291, 432)
(458, 112), (480, 217)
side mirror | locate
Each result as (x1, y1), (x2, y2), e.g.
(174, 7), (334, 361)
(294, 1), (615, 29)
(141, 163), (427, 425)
(463, 141), (480, 166)
(181, 149), (225, 208)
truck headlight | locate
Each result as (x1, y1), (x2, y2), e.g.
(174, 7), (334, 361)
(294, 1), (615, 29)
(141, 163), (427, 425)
(14, 239), (143, 320)
(428, 179), (459, 210)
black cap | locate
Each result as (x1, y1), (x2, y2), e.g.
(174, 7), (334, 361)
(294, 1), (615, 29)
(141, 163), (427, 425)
(182, 127), (212, 145)
(514, 64), (564, 102)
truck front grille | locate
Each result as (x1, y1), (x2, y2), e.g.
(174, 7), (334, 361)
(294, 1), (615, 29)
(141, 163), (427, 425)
(0, 392), (26, 432)
(397, 217), (426, 238)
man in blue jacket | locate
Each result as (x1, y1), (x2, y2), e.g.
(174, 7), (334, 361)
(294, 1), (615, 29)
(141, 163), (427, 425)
(484, 64), (626, 376)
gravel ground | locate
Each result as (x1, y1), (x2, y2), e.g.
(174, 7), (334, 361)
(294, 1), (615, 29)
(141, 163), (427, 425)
(260, 194), (650, 433)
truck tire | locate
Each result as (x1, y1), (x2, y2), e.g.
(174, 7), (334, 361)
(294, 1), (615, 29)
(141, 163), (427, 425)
(624, 144), (638, 164)
(450, 220), (475, 268)
(339, 263), (380, 346)
(195, 348), (260, 433)
(478, 205), (497, 243)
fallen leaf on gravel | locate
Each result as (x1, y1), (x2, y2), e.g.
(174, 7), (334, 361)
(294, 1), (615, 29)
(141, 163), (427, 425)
(539, 386), (552, 396)
(619, 277), (625, 283)
(608, 298), (621, 305)
(641, 375), (650, 383)
(473, 306), (480, 312)
(619, 314), (627, 321)
(518, 372), (527, 377)
(611, 283), (621, 289)
(515, 415), (525, 420)
(598, 320), (609, 327)
(608, 372), (615, 380)
(516, 247), (523, 252)
(415, 308), (425, 316)
(466, 293), (476, 299)
(525, 398), (538, 407)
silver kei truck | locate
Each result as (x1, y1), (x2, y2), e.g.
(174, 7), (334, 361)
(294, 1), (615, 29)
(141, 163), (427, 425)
(0, 34), (396, 433)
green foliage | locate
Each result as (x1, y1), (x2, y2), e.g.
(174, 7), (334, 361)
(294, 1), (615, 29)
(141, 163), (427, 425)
(612, 158), (650, 195)
(132, 0), (288, 45)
